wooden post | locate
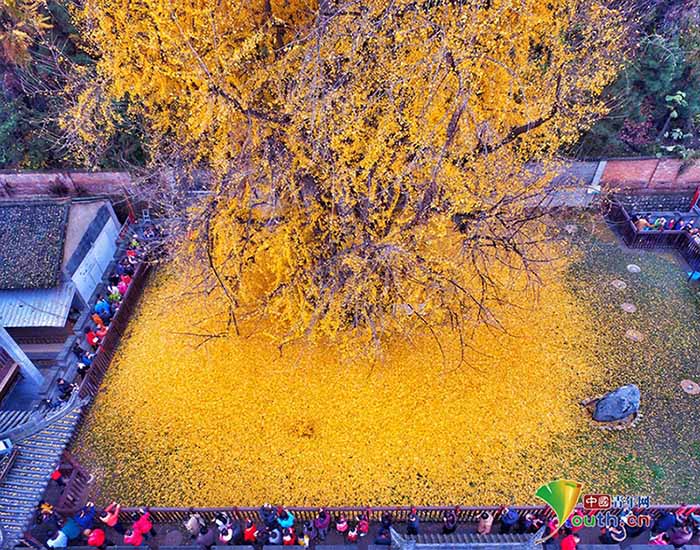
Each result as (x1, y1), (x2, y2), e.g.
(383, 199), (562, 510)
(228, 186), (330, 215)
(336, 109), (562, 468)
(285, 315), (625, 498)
(647, 159), (661, 189)
(0, 328), (43, 387)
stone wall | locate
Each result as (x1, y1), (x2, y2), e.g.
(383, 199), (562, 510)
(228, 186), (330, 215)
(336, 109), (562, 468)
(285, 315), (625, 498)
(613, 190), (696, 212)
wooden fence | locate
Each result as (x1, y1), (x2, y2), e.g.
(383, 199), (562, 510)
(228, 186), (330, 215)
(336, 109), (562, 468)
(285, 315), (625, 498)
(678, 232), (700, 272)
(77, 261), (151, 400)
(49, 260), (152, 518)
(113, 504), (682, 525)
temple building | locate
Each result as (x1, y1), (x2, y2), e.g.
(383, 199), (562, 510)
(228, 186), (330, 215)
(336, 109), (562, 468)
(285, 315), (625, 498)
(0, 198), (121, 398)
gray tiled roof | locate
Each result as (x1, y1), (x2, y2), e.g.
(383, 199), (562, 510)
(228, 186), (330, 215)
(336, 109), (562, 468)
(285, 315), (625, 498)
(0, 200), (69, 290)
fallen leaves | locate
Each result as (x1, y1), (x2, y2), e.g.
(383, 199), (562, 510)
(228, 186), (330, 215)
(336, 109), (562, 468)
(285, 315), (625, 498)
(73, 257), (601, 506)
(72, 213), (700, 506)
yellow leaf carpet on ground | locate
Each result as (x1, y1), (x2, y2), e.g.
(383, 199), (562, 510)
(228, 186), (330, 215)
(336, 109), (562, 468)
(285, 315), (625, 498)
(74, 262), (600, 506)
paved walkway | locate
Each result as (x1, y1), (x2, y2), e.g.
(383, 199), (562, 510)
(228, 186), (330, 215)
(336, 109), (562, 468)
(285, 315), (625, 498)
(24, 510), (700, 550)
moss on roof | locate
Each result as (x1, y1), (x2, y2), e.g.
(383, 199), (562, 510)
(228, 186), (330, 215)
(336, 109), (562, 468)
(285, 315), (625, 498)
(0, 201), (69, 289)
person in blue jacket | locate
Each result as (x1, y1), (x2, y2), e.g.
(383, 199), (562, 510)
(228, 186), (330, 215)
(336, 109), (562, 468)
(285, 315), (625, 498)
(652, 511), (677, 534)
(61, 516), (82, 541)
(260, 503), (278, 529)
(500, 507), (520, 534)
(94, 296), (110, 318)
(277, 507), (295, 529)
(74, 502), (96, 531)
(407, 508), (420, 535)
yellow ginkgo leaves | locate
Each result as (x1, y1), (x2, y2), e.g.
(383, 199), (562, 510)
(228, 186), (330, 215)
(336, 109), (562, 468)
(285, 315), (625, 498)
(74, 256), (602, 507)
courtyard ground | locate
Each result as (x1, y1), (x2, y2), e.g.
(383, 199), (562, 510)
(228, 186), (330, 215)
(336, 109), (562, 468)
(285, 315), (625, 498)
(71, 211), (700, 506)
(561, 212), (700, 503)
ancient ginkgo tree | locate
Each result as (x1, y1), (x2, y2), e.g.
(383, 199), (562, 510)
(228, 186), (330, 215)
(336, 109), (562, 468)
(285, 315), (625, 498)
(66, 0), (626, 349)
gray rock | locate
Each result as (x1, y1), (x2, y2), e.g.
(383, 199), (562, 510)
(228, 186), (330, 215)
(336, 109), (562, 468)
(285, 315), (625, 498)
(593, 384), (641, 422)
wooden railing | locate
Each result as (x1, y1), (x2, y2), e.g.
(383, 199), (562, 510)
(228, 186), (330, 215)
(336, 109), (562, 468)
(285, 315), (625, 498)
(55, 450), (92, 513)
(0, 361), (19, 403)
(54, 259), (152, 515)
(678, 232), (700, 272)
(113, 504), (683, 525)
(78, 261), (151, 400)
(605, 199), (700, 271)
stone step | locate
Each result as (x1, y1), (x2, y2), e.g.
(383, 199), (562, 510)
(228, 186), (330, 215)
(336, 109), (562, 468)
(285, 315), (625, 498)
(2, 527), (24, 541)
(5, 472), (50, 485)
(0, 485), (45, 500)
(32, 427), (75, 438)
(12, 449), (59, 464)
(0, 493), (41, 508)
(0, 504), (33, 517)
(0, 513), (29, 529)
(0, 503), (34, 520)
(0, 480), (43, 493)
(21, 436), (70, 449)
(5, 460), (52, 475)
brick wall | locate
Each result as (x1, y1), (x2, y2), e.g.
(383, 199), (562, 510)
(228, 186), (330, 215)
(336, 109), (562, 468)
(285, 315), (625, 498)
(601, 159), (700, 191)
(0, 171), (141, 221)
(2, 161), (700, 211)
(0, 171), (131, 199)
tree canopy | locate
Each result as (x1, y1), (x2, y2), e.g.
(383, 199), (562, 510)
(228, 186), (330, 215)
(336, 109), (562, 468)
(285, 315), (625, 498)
(0, 0), (50, 67)
(575, 3), (700, 157)
(69, 0), (626, 349)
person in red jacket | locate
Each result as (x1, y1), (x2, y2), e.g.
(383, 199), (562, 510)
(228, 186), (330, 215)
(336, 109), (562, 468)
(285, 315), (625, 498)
(560, 533), (580, 550)
(50, 469), (66, 488)
(547, 518), (560, 540)
(132, 508), (156, 538)
(84, 327), (99, 349)
(335, 515), (348, 535)
(99, 502), (123, 533)
(357, 514), (369, 537)
(346, 524), (359, 543)
(123, 528), (143, 547)
(244, 520), (257, 543)
(85, 528), (106, 549)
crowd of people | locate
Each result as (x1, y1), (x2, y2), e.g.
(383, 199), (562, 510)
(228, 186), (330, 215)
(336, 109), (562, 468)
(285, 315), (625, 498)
(181, 506), (518, 548)
(41, 503), (155, 549)
(632, 214), (698, 234)
(82, 237), (142, 353)
(34, 504), (513, 549)
(544, 507), (700, 550)
(185, 506), (371, 549)
(598, 507), (700, 548)
(44, 236), (144, 409)
(33, 501), (700, 550)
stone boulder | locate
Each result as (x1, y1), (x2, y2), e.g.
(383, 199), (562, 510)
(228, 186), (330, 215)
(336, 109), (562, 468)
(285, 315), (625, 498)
(593, 384), (640, 422)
